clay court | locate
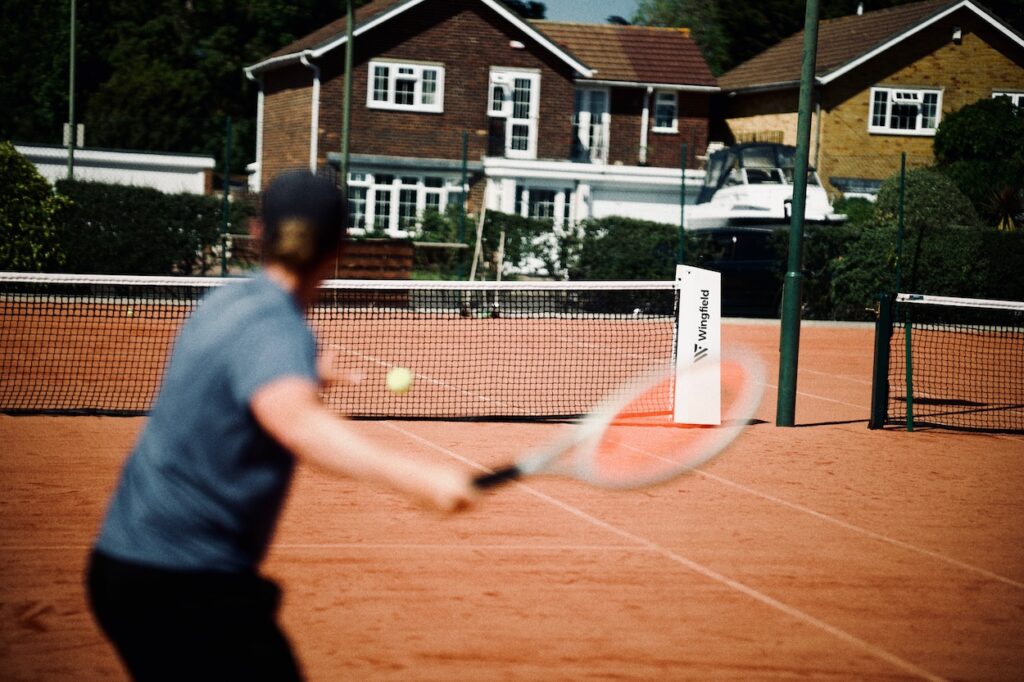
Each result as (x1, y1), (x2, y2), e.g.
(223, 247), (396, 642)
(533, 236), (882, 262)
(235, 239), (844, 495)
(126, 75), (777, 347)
(2, 318), (1023, 681)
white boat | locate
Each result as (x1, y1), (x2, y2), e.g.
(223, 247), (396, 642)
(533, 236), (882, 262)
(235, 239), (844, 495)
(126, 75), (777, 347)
(685, 143), (845, 229)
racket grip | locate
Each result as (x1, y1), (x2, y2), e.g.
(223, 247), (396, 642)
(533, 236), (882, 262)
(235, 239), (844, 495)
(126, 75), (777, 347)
(473, 465), (522, 489)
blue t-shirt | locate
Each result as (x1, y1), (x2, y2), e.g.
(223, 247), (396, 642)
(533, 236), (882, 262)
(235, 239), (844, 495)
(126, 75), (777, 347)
(96, 273), (317, 572)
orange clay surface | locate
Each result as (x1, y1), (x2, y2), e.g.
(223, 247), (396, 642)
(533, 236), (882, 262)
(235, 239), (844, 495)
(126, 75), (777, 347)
(2, 320), (1023, 680)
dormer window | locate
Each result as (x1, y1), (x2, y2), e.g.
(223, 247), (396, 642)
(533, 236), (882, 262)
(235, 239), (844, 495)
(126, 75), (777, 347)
(367, 60), (445, 113)
(868, 87), (941, 135)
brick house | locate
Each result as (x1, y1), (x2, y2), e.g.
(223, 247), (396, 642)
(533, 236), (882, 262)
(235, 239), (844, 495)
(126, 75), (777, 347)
(717, 0), (1024, 198)
(243, 0), (716, 237)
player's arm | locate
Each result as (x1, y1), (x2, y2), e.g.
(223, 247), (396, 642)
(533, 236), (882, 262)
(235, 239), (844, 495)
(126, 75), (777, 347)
(250, 377), (474, 512)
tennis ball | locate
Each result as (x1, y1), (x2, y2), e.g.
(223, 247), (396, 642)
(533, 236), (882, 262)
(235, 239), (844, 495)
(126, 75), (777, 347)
(386, 366), (413, 394)
(126, 307), (134, 317)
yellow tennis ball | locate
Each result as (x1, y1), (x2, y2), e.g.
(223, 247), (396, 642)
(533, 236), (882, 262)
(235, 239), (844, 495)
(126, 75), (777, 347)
(386, 366), (413, 394)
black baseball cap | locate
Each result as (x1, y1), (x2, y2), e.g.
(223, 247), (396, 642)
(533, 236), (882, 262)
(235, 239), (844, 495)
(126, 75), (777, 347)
(261, 171), (347, 270)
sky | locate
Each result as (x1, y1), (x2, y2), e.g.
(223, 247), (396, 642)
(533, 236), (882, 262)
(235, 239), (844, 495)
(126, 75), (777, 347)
(541, 0), (640, 24)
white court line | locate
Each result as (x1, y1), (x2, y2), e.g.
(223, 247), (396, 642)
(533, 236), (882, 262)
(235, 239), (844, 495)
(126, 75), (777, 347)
(383, 422), (945, 682)
(697, 471), (1024, 590)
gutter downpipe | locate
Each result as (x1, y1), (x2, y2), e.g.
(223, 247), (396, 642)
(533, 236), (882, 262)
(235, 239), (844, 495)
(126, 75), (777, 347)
(244, 69), (264, 191)
(639, 86), (652, 164)
(813, 81), (823, 172)
(300, 52), (321, 173)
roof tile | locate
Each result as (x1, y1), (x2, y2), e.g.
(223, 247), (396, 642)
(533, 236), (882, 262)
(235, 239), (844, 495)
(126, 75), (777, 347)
(719, 0), (961, 90)
(534, 21), (717, 86)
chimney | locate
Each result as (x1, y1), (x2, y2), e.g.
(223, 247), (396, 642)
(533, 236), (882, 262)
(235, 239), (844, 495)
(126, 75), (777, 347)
(857, 3), (864, 15)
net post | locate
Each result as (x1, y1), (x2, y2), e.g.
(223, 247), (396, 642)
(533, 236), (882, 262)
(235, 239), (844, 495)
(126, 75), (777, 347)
(904, 303), (914, 432)
(673, 264), (721, 425)
(869, 292), (894, 429)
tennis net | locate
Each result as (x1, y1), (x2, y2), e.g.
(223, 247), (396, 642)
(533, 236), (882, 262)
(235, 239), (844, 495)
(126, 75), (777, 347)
(0, 273), (681, 419)
(870, 293), (1024, 433)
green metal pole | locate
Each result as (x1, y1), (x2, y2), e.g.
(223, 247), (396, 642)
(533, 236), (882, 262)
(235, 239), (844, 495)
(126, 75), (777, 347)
(678, 143), (687, 263)
(458, 131), (468, 278)
(221, 116), (232, 277)
(339, 0), (354, 191)
(895, 152), (906, 292)
(776, 0), (821, 427)
(66, 0), (76, 179)
(894, 153), (913, 430)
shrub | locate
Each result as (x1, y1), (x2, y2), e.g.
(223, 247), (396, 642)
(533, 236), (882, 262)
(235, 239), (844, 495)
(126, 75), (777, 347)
(0, 141), (67, 271)
(53, 180), (246, 275)
(568, 216), (681, 280)
(933, 97), (1024, 227)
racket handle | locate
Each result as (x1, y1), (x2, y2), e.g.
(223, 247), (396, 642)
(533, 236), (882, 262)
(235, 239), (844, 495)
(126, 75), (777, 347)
(473, 465), (522, 489)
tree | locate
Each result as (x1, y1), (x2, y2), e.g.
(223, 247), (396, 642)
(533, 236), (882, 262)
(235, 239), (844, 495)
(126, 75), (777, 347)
(934, 97), (1024, 230)
(0, 1), (372, 172)
(502, 1), (546, 19)
(0, 141), (67, 272)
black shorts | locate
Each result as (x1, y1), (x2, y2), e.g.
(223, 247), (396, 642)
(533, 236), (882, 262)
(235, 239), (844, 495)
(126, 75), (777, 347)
(86, 550), (302, 682)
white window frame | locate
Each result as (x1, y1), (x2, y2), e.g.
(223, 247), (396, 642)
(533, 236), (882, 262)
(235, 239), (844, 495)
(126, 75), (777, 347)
(573, 87), (611, 163)
(992, 91), (1024, 108)
(346, 171), (461, 237)
(868, 86), (942, 136)
(652, 91), (679, 133)
(366, 60), (445, 113)
(488, 68), (541, 160)
(515, 184), (575, 230)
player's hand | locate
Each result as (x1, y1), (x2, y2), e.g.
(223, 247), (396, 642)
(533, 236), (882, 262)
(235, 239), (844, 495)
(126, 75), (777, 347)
(420, 466), (476, 513)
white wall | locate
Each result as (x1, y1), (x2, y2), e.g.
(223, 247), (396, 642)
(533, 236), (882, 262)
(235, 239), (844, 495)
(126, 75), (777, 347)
(16, 145), (215, 195)
(589, 185), (694, 225)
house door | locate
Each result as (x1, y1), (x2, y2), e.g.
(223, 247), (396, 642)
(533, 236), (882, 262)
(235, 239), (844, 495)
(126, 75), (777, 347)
(489, 69), (540, 159)
(573, 89), (609, 163)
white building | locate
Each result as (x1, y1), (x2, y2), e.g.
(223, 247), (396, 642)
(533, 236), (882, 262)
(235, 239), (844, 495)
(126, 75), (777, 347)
(16, 144), (216, 195)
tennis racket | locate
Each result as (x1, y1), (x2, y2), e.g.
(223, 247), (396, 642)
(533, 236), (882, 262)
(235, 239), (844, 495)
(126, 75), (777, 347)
(473, 350), (765, 490)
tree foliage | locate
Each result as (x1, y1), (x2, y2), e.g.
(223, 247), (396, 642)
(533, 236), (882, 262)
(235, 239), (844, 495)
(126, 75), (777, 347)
(502, 1), (546, 19)
(933, 97), (1024, 229)
(0, 141), (67, 272)
(1, 0), (373, 171)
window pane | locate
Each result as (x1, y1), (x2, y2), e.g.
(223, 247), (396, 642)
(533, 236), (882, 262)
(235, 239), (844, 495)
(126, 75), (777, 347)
(889, 93), (919, 130)
(654, 93), (677, 129)
(348, 187), (367, 229)
(424, 177), (443, 188)
(373, 66), (389, 102)
(395, 77), (415, 105)
(528, 189), (557, 220)
(490, 85), (506, 114)
(512, 78), (531, 119)
(422, 70), (437, 105)
(373, 179), (393, 231)
(871, 90), (888, 127)
(921, 92), (939, 129)
(398, 188), (418, 229)
(424, 191), (441, 212)
(510, 123), (530, 151)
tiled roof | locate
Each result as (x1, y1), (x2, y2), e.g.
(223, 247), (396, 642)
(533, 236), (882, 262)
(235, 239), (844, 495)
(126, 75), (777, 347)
(719, 0), (964, 90)
(534, 21), (717, 87)
(267, 0), (405, 59)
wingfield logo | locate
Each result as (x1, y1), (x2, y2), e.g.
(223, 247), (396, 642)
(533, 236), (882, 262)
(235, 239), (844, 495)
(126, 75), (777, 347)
(694, 288), (711, 362)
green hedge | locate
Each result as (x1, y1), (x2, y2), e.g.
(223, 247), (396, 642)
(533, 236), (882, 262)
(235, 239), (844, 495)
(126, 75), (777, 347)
(53, 179), (255, 275)
(0, 141), (67, 271)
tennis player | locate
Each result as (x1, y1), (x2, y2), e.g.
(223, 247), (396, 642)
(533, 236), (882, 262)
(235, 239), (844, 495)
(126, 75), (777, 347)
(86, 170), (475, 681)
